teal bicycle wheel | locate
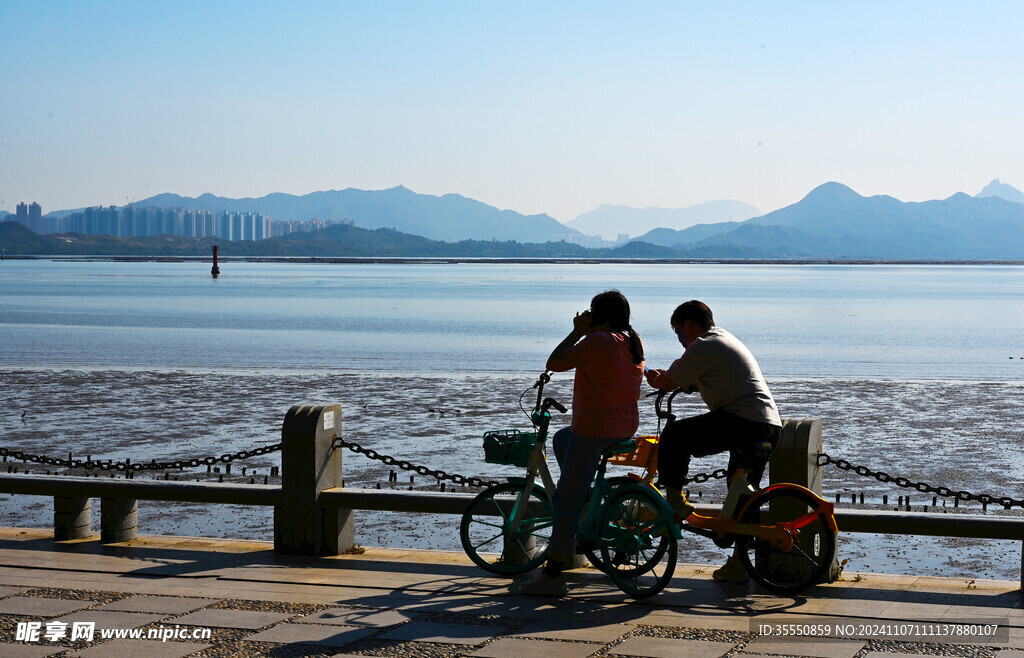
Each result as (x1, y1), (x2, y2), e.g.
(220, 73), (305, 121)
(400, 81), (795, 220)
(460, 483), (554, 575)
(599, 486), (677, 599)
(582, 476), (634, 573)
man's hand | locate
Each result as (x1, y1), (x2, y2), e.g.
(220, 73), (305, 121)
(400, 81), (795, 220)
(645, 368), (666, 388)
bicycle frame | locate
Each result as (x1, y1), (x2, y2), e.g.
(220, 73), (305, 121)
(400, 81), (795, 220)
(634, 388), (837, 549)
(500, 373), (562, 542)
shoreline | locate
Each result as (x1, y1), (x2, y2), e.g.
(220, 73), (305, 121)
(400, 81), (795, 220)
(5, 254), (1024, 265)
(2, 363), (1023, 385)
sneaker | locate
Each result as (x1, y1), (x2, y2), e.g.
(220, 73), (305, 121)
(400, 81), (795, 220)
(515, 571), (568, 597)
(712, 556), (750, 585)
(666, 489), (695, 522)
(673, 499), (695, 522)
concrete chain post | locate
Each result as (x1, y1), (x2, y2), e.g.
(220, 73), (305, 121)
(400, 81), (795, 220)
(274, 404), (354, 555)
(770, 417), (840, 581)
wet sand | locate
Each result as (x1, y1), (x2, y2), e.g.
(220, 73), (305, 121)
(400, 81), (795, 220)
(1, 368), (1022, 580)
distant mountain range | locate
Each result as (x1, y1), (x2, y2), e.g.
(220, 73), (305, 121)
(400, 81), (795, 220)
(107, 186), (580, 244)
(567, 200), (762, 240)
(629, 180), (1024, 259)
(6, 178), (1024, 260)
(0, 218), (597, 258)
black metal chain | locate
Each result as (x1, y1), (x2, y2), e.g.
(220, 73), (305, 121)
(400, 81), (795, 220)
(334, 437), (500, 488)
(334, 436), (726, 490)
(682, 468), (729, 485)
(0, 443), (282, 473)
(818, 452), (1024, 509)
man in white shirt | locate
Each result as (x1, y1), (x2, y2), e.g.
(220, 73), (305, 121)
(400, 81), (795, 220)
(646, 300), (782, 583)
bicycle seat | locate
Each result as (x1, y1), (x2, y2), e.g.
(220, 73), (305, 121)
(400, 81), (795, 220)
(603, 438), (638, 457)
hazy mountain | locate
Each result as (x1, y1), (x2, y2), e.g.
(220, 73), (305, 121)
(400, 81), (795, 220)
(632, 222), (741, 248)
(567, 200), (761, 240)
(135, 186), (579, 243)
(976, 179), (1024, 205)
(11, 181), (1024, 259)
(729, 182), (1024, 259)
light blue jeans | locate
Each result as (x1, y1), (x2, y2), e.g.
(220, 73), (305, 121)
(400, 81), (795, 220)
(548, 426), (625, 561)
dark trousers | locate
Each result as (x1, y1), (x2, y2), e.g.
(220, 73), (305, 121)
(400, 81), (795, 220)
(657, 409), (781, 490)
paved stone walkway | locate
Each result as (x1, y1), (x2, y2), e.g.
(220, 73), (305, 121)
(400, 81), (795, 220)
(0, 528), (1020, 657)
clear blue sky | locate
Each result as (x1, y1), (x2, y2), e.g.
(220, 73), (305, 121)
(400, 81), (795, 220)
(2, 1), (1022, 220)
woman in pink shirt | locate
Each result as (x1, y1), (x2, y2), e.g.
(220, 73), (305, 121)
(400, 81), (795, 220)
(518, 290), (645, 596)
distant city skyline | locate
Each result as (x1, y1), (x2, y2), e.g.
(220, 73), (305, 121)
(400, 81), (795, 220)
(2, 1), (1022, 221)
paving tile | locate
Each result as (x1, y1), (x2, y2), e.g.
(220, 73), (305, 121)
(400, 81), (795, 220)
(742, 636), (867, 657)
(513, 618), (631, 643)
(552, 604), (663, 626)
(53, 611), (168, 631)
(642, 609), (752, 632)
(378, 621), (509, 645)
(442, 596), (568, 619)
(610, 636), (736, 658)
(66, 639), (213, 657)
(893, 589), (964, 606)
(995, 651), (1024, 658)
(172, 608), (293, 629)
(0, 585), (28, 597)
(828, 583), (904, 601)
(0, 596), (99, 617)
(94, 596), (218, 614)
(244, 622), (375, 647)
(295, 607), (410, 627)
(1007, 626), (1024, 649)
(940, 603), (1017, 619)
(860, 653), (951, 658)
(0, 643), (63, 657)
(876, 601), (951, 621)
(471, 637), (600, 658)
(817, 598), (895, 617)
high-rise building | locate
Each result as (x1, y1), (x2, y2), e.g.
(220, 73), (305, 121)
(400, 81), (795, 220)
(15, 203), (270, 241)
(28, 203), (42, 232)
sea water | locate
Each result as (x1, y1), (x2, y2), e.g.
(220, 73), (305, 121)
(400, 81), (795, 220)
(1, 259), (1022, 378)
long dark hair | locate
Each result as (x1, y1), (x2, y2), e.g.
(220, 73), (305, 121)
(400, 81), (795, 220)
(590, 290), (644, 364)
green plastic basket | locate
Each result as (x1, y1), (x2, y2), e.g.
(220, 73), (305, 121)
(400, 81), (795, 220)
(482, 429), (538, 467)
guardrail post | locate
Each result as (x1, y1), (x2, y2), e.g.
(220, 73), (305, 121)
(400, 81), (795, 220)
(770, 417), (840, 581)
(54, 496), (91, 540)
(770, 418), (824, 493)
(100, 498), (138, 543)
(274, 404), (354, 555)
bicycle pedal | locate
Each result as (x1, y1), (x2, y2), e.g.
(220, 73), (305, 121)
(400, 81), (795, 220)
(574, 539), (596, 554)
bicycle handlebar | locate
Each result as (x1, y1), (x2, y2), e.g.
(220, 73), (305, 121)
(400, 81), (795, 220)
(532, 372), (551, 412)
(649, 387), (687, 420)
(543, 397), (567, 414)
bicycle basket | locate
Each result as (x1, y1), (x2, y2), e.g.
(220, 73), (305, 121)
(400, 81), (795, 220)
(482, 429), (538, 467)
(606, 435), (659, 468)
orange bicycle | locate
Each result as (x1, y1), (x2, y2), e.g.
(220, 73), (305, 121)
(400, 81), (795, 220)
(604, 388), (839, 595)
